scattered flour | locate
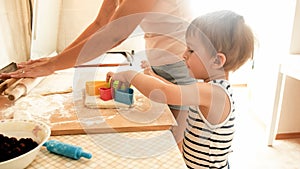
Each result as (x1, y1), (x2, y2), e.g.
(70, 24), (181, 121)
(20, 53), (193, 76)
(1, 93), (74, 124)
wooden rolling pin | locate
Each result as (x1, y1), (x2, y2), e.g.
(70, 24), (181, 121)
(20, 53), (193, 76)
(0, 78), (18, 93)
(4, 77), (44, 101)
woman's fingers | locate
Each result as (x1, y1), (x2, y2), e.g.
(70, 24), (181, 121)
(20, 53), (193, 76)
(140, 60), (150, 69)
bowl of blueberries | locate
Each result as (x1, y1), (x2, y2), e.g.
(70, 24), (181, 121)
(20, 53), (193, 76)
(0, 119), (51, 169)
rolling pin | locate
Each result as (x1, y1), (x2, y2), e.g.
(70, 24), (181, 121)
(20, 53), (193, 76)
(0, 62), (18, 93)
(0, 78), (18, 93)
(43, 140), (92, 160)
(4, 77), (44, 101)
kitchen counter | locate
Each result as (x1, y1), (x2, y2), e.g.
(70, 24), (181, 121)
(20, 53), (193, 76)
(27, 130), (187, 169)
(0, 59), (186, 168)
(0, 68), (177, 135)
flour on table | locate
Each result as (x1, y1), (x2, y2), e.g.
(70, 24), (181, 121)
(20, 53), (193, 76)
(1, 93), (74, 124)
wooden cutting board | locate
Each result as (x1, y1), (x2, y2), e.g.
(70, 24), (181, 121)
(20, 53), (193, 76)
(50, 99), (176, 136)
(1, 69), (176, 136)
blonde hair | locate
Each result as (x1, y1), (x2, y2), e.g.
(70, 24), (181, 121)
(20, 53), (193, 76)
(186, 10), (254, 72)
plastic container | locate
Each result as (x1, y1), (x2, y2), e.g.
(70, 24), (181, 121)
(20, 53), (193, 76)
(114, 88), (134, 105)
(99, 87), (113, 101)
(43, 140), (92, 160)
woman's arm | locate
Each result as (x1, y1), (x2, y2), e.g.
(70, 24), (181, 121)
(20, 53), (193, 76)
(1, 0), (158, 78)
(63, 0), (119, 51)
(51, 0), (157, 71)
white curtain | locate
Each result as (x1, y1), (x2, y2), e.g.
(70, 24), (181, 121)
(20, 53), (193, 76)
(0, 0), (32, 68)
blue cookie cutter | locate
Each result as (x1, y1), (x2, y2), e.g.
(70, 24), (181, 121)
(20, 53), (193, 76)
(114, 88), (134, 105)
(110, 80), (127, 97)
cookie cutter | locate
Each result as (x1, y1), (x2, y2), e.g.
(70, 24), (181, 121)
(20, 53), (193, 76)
(114, 88), (134, 105)
(99, 87), (113, 101)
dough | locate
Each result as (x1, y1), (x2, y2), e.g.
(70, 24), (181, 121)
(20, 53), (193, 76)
(40, 87), (73, 96)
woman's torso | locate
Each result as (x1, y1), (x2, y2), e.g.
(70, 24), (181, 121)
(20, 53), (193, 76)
(139, 0), (192, 66)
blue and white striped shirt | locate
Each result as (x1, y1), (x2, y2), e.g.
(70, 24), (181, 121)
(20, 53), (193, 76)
(183, 80), (235, 169)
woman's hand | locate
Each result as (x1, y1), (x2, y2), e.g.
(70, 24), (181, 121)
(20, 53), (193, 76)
(0, 57), (55, 79)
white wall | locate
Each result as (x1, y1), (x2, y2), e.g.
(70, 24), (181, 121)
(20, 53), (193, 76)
(277, 76), (300, 133)
(30, 0), (108, 58)
(290, 0), (300, 54)
(30, 0), (61, 59)
(56, 0), (103, 52)
(56, 0), (145, 53)
(240, 1), (295, 126)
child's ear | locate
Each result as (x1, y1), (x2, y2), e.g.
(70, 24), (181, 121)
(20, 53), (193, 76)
(211, 53), (226, 69)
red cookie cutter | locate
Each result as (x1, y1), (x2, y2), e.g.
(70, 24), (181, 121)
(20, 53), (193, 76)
(99, 87), (113, 101)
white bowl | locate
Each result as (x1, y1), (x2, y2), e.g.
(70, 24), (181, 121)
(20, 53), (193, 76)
(0, 119), (51, 169)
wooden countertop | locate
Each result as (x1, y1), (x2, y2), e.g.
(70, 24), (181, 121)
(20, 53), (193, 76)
(0, 69), (177, 135)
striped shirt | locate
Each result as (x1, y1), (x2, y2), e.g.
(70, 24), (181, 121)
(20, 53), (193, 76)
(183, 79), (235, 169)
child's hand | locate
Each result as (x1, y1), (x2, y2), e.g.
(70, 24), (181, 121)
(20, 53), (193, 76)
(140, 60), (155, 76)
(107, 70), (137, 83)
(106, 70), (139, 89)
(106, 71), (114, 83)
